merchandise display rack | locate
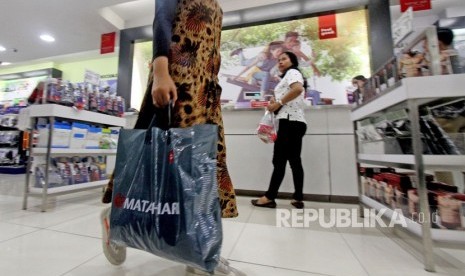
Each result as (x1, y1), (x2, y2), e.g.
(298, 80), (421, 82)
(0, 122), (26, 174)
(21, 104), (125, 212)
(351, 74), (465, 272)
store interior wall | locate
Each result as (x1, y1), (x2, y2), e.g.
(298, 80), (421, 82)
(2, 1), (465, 100)
(0, 56), (118, 83)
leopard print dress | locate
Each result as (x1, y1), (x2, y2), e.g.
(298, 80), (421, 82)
(135, 0), (238, 218)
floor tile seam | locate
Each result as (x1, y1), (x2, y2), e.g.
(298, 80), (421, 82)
(0, 228), (42, 244)
(338, 226), (462, 275)
(224, 213), (251, 258)
(229, 259), (335, 276)
(42, 227), (101, 241)
(22, 193), (102, 210)
(243, 220), (338, 234)
(10, 206), (102, 229)
(25, 200), (103, 211)
(1, 219), (47, 230)
(432, 248), (465, 270)
(3, 214), (96, 230)
(55, 195), (103, 206)
(374, 225), (427, 265)
(336, 230), (371, 276)
(0, 225), (100, 242)
(58, 252), (104, 276)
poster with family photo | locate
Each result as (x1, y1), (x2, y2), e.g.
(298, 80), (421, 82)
(220, 9), (371, 109)
(129, 9), (371, 110)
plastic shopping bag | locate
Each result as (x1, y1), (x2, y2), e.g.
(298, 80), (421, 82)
(109, 121), (222, 273)
(257, 110), (278, 143)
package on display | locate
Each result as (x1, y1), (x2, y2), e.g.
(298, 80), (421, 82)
(86, 126), (102, 149)
(69, 123), (89, 149)
(37, 122), (72, 148)
(361, 166), (465, 230)
(36, 78), (126, 117)
(34, 155), (108, 188)
(0, 131), (20, 145)
(35, 119), (120, 149)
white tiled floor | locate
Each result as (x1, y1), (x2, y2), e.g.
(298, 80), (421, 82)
(0, 174), (464, 276)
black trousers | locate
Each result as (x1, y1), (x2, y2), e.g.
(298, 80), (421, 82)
(265, 119), (307, 201)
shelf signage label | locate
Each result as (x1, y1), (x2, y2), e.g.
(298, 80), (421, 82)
(392, 6), (414, 46)
(84, 70), (101, 86)
(101, 32), (116, 54)
(318, 13), (337, 40)
(400, 0), (431, 12)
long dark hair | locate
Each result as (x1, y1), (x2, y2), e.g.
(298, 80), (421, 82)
(279, 51), (308, 90)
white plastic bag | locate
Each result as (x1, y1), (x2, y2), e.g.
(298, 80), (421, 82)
(256, 110), (278, 143)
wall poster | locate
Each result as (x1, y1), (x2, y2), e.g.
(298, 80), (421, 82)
(130, 9), (370, 110)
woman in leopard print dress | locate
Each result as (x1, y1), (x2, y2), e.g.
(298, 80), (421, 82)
(102, 0), (238, 219)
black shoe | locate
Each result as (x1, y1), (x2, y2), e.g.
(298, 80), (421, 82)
(230, 48), (243, 57)
(251, 199), (277, 208)
(291, 200), (304, 209)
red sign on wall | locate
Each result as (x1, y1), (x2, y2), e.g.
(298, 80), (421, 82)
(318, 13), (337, 40)
(100, 32), (116, 54)
(400, 0), (431, 12)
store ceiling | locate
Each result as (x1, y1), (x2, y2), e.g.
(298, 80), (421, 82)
(0, 0), (464, 67)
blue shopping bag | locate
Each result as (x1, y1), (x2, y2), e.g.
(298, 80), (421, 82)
(109, 116), (222, 273)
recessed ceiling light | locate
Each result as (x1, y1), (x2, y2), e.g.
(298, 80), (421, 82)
(0, 45), (6, 51)
(0, 62), (12, 66)
(40, 34), (55, 42)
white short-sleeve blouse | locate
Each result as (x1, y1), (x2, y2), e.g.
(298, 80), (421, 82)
(274, 69), (307, 124)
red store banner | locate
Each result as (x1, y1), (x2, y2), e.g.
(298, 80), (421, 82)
(318, 13), (337, 40)
(400, 0), (431, 12)
(101, 32), (116, 54)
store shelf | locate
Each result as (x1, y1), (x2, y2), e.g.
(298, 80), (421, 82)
(361, 195), (465, 244)
(22, 104), (125, 212)
(351, 74), (465, 121)
(32, 148), (117, 156)
(358, 154), (465, 170)
(30, 180), (108, 196)
(23, 104), (126, 127)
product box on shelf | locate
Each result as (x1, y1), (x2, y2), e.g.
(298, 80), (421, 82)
(69, 122), (89, 149)
(110, 127), (120, 146)
(360, 138), (404, 154)
(34, 155), (109, 188)
(37, 122), (71, 148)
(85, 126), (102, 149)
(99, 128), (115, 149)
(438, 194), (465, 230)
(35, 165), (67, 188)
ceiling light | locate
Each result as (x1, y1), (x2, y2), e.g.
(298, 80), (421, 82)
(40, 34), (55, 42)
(0, 46), (6, 51)
(0, 62), (12, 66)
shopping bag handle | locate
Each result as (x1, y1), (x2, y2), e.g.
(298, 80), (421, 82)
(145, 101), (173, 143)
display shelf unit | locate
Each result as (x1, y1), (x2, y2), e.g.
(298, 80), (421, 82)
(24, 104), (126, 126)
(29, 180), (108, 196)
(32, 148), (117, 156)
(361, 195), (465, 244)
(0, 116), (26, 174)
(21, 104), (125, 212)
(358, 154), (465, 171)
(350, 73), (465, 272)
(351, 74), (465, 121)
